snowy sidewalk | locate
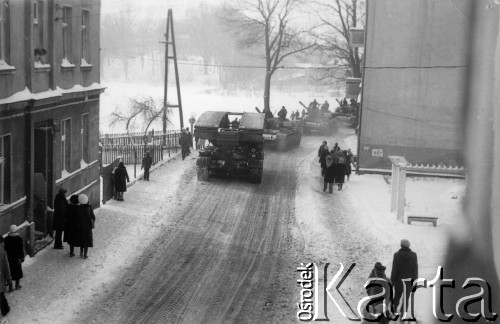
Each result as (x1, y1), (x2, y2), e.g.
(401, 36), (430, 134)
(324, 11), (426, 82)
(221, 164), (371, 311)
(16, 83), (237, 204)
(293, 130), (466, 323)
(4, 152), (197, 324)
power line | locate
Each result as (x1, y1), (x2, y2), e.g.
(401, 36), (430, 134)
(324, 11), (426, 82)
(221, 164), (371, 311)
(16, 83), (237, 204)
(102, 50), (330, 70)
(364, 65), (467, 70)
(363, 106), (462, 130)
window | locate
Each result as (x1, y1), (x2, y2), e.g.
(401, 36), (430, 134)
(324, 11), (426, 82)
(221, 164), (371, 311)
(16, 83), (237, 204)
(61, 119), (71, 173)
(0, 0), (10, 65)
(0, 134), (11, 205)
(81, 9), (90, 65)
(81, 113), (89, 163)
(33, 1), (44, 51)
(62, 6), (72, 62)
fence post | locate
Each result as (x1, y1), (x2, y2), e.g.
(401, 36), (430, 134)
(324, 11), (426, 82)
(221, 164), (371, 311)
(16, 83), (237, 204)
(390, 164), (399, 213)
(396, 169), (406, 223)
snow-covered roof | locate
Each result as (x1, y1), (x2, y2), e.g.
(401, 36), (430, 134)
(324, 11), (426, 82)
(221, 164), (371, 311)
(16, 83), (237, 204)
(0, 83), (106, 105)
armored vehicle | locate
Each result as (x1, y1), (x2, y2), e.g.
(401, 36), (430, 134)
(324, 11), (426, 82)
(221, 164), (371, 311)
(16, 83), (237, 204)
(194, 111), (265, 183)
(255, 108), (302, 151)
(298, 101), (338, 135)
(333, 99), (359, 129)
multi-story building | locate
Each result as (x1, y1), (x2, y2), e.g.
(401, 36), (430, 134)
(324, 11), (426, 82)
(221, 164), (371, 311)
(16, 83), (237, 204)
(0, 0), (103, 254)
(358, 0), (468, 170)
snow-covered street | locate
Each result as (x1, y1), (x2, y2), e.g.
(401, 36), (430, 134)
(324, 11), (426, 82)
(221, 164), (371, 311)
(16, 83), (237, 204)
(2, 128), (466, 323)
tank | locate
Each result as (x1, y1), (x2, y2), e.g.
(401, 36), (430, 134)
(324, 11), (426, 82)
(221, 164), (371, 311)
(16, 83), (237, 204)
(255, 108), (302, 151)
(194, 111), (265, 183)
(332, 99), (359, 129)
(298, 101), (338, 135)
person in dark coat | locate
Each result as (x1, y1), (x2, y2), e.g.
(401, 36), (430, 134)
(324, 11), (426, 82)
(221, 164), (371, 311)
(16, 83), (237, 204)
(334, 151), (347, 190)
(318, 142), (329, 176)
(76, 194), (95, 259)
(0, 236), (12, 317)
(4, 225), (24, 292)
(52, 187), (68, 249)
(390, 239), (418, 315)
(64, 195), (80, 257)
(179, 131), (190, 160)
(323, 154), (336, 193)
(141, 152), (153, 181)
(364, 262), (392, 324)
(185, 128), (193, 149)
(113, 162), (129, 201)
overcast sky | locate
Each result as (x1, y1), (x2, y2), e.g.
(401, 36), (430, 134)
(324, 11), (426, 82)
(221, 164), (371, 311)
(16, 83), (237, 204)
(101, 0), (227, 19)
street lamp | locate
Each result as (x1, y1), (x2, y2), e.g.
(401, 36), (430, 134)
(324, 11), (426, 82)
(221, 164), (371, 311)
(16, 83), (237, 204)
(188, 116), (196, 134)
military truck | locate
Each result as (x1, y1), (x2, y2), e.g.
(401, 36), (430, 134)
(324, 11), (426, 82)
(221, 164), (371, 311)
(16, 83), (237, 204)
(194, 111), (265, 183)
(255, 107), (302, 151)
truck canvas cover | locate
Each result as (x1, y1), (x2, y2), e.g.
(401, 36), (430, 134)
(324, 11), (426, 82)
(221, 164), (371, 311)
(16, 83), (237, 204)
(239, 112), (265, 131)
(195, 111), (228, 129)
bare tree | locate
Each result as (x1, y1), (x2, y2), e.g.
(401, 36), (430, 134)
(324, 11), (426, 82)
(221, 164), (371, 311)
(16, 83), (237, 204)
(109, 97), (172, 145)
(223, 0), (315, 110)
(312, 0), (365, 82)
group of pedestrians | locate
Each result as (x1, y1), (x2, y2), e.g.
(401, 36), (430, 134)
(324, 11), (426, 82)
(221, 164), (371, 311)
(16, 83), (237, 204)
(318, 141), (353, 192)
(363, 239), (419, 323)
(53, 188), (96, 259)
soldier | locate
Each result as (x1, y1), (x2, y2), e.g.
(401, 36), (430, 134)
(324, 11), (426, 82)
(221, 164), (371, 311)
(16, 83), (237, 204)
(231, 118), (240, 128)
(309, 99), (319, 110)
(321, 100), (330, 112)
(277, 106), (287, 120)
(350, 98), (359, 108)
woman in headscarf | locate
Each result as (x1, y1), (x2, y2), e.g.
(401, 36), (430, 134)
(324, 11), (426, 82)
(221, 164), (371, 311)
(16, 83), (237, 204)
(4, 225), (25, 291)
(76, 194), (95, 259)
(112, 161), (129, 201)
(64, 195), (80, 257)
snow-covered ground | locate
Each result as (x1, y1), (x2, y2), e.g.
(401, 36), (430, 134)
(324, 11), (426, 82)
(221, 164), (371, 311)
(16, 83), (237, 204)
(6, 153), (188, 323)
(293, 129), (467, 323)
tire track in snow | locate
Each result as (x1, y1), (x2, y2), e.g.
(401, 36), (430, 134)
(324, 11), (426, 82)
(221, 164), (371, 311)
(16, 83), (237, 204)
(80, 144), (312, 324)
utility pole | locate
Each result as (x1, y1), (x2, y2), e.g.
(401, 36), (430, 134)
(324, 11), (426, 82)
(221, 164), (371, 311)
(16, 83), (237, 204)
(161, 9), (184, 137)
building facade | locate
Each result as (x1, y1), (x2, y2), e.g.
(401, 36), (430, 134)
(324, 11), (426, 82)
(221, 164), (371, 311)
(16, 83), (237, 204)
(358, 0), (468, 170)
(0, 0), (103, 254)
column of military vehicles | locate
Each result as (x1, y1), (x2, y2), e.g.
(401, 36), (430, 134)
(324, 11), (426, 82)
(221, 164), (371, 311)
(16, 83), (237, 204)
(193, 100), (358, 183)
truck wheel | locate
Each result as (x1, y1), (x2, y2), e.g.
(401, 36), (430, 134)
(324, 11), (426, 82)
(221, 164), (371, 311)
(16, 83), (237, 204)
(249, 168), (262, 183)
